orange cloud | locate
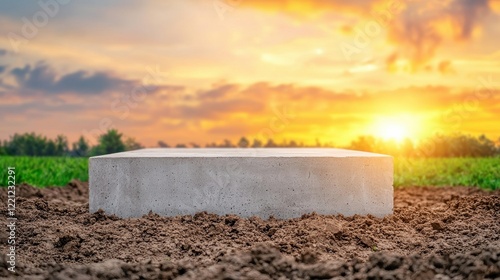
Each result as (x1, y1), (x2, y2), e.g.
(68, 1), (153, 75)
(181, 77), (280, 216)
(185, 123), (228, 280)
(3, 78), (499, 146)
(339, 25), (355, 35)
(385, 52), (399, 72)
(241, 0), (497, 73)
(240, 0), (384, 17)
(438, 60), (456, 75)
(386, 0), (494, 71)
(491, 1), (500, 12)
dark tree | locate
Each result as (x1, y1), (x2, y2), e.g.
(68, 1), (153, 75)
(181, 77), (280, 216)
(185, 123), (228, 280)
(55, 135), (69, 156)
(6, 133), (48, 156)
(251, 139), (262, 148)
(45, 140), (56, 156)
(221, 139), (234, 148)
(238, 137), (249, 148)
(190, 142), (200, 148)
(124, 137), (144, 151)
(72, 136), (89, 157)
(90, 129), (126, 155)
(0, 141), (5, 156)
(158, 141), (170, 148)
(349, 136), (376, 152)
(264, 139), (277, 147)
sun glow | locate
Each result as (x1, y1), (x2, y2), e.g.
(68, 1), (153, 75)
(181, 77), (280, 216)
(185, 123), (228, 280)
(372, 116), (422, 142)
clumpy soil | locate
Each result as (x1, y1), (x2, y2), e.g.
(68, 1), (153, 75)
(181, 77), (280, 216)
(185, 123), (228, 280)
(1, 181), (499, 279)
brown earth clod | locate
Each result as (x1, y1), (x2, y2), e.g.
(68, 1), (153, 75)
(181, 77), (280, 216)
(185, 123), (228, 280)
(0, 183), (499, 279)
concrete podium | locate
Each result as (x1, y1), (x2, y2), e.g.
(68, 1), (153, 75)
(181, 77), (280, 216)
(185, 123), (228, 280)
(89, 148), (393, 219)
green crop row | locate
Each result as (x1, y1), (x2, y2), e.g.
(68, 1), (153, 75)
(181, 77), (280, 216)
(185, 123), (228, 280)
(0, 156), (498, 189)
(394, 157), (499, 190)
(0, 156), (88, 187)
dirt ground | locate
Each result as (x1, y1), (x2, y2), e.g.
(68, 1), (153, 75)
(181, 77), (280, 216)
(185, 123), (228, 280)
(1, 181), (499, 279)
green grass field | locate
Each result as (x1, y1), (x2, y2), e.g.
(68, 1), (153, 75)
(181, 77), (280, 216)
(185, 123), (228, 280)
(0, 157), (88, 187)
(394, 157), (499, 190)
(0, 156), (498, 189)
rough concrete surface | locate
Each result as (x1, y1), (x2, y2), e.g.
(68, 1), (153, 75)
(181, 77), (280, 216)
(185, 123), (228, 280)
(90, 148), (393, 218)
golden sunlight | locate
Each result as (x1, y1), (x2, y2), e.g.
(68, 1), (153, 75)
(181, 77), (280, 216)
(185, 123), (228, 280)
(371, 116), (422, 142)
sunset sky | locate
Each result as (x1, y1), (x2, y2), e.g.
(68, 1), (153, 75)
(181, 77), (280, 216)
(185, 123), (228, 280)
(0, 0), (499, 146)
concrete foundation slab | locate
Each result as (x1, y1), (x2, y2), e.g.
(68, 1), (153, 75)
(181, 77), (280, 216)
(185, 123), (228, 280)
(89, 148), (393, 219)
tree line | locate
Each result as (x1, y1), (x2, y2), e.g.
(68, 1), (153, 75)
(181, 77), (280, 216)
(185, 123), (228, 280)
(348, 134), (499, 157)
(0, 130), (142, 157)
(0, 130), (499, 157)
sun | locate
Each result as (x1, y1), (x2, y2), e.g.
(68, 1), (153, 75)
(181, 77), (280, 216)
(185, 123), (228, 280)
(376, 121), (407, 141)
(372, 116), (421, 142)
